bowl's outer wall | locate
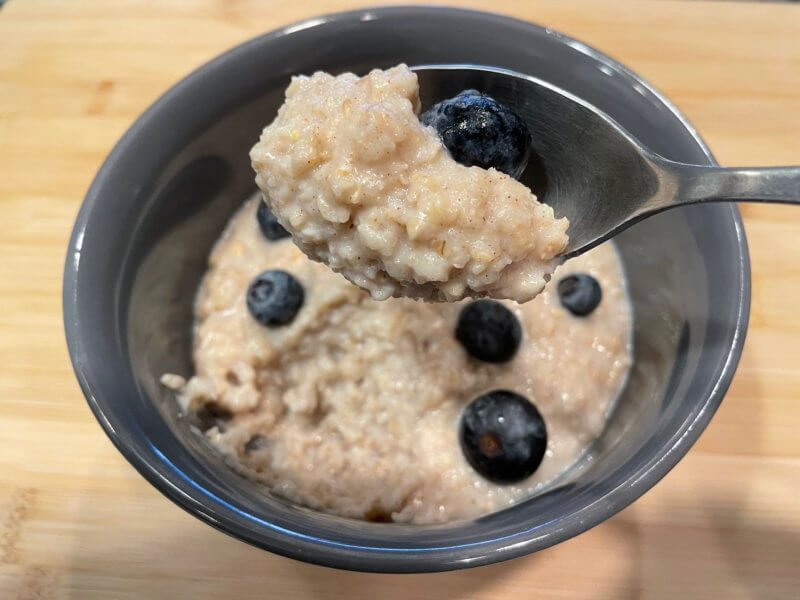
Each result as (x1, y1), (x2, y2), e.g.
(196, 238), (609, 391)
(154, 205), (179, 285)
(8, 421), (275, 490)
(64, 7), (750, 572)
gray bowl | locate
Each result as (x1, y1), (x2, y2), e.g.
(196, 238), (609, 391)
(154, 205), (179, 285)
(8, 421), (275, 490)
(63, 7), (750, 573)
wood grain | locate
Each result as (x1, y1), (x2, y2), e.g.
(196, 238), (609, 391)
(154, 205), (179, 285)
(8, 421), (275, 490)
(1, 1), (799, 598)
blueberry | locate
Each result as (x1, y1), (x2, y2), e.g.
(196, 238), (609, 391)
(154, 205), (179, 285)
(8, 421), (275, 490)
(256, 199), (290, 241)
(557, 273), (602, 317)
(455, 299), (521, 363)
(421, 89), (531, 179)
(246, 270), (304, 326)
(460, 390), (547, 484)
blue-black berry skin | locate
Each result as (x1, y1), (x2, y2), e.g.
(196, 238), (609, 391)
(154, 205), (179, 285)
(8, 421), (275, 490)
(557, 274), (602, 317)
(256, 199), (290, 241)
(246, 270), (305, 327)
(455, 300), (522, 363)
(421, 90), (531, 179)
(460, 390), (547, 484)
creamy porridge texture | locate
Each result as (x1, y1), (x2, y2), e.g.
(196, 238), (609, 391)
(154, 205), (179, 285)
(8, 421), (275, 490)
(249, 65), (569, 303)
(164, 197), (632, 524)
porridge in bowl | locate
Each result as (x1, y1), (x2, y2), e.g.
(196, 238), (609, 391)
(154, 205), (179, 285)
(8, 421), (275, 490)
(162, 65), (633, 524)
(163, 196), (631, 524)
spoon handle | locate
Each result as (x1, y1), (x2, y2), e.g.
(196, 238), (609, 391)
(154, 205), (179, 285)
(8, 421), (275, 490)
(668, 162), (800, 206)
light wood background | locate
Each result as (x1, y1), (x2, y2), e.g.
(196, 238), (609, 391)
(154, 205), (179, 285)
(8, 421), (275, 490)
(1, 1), (799, 598)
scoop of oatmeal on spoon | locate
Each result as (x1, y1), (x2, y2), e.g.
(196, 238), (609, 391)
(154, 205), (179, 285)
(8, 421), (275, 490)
(249, 64), (568, 303)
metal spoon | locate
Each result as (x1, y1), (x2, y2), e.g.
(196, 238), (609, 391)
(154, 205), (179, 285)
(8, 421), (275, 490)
(413, 65), (799, 258)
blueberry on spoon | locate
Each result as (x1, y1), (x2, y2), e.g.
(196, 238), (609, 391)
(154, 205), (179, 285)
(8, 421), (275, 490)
(421, 89), (531, 179)
(460, 390), (547, 484)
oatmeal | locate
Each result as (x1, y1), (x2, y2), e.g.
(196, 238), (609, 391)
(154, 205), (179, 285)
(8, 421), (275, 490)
(164, 196), (631, 524)
(249, 65), (569, 303)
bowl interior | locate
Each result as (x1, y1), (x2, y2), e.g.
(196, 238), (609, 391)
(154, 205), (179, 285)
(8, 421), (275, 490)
(66, 7), (748, 572)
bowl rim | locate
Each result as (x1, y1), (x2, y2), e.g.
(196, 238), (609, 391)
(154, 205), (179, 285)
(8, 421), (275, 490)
(63, 5), (751, 573)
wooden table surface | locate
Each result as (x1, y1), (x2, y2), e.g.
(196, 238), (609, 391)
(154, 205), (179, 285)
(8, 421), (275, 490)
(1, 0), (799, 598)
